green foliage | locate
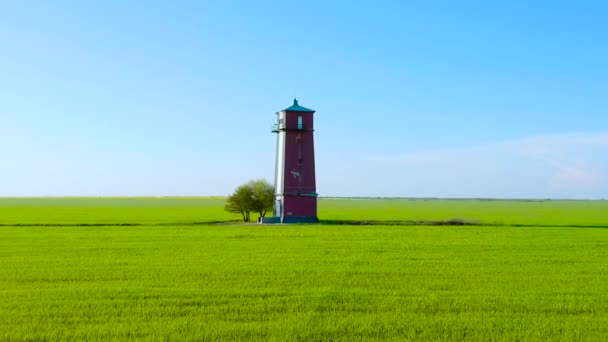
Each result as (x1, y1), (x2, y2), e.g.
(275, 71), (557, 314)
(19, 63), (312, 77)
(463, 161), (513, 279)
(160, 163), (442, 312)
(224, 180), (274, 222)
(224, 184), (255, 222)
(246, 179), (274, 218)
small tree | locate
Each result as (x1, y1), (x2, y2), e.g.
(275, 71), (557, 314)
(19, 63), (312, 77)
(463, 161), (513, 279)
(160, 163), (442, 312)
(247, 179), (275, 219)
(225, 179), (275, 222)
(224, 184), (254, 222)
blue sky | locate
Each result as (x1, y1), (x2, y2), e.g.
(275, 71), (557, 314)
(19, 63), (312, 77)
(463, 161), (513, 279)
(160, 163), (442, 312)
(1, 1), (607, 198)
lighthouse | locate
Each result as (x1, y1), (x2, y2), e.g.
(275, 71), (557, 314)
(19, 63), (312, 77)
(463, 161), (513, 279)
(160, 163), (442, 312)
(269, 99), (319, 223)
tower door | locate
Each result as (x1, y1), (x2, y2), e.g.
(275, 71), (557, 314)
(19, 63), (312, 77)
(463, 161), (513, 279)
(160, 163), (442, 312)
(275, 199), (283, 218)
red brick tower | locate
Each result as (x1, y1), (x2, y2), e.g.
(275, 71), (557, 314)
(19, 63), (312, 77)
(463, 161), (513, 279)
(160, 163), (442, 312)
(271, 99), (318, 223)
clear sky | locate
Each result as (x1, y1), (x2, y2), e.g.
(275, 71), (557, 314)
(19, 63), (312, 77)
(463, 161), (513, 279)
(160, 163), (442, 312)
(1, 1), (607, 198)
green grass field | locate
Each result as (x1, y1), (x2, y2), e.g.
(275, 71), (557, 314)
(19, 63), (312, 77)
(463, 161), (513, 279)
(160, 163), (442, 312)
(2, 197), (607, 227)
(1, 198), (608, 340)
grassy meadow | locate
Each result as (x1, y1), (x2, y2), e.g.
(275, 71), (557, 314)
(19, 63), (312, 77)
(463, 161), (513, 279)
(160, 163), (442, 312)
(0, 197), (235, 225)
(1, 198), (608, 340)
(2, 197), (607, 227)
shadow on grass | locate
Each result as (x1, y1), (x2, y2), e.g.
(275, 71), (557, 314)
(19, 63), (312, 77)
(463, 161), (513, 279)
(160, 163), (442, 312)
(320, 219), (608, 229)
(320, 218), (481, 226)
(0, 220), (242, 227)
(1, 219), (608, 229)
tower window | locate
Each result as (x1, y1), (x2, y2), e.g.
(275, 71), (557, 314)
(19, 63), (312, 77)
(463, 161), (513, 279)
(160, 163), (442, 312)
(297, 116), (303, 130)
(297, 136), (303, 165)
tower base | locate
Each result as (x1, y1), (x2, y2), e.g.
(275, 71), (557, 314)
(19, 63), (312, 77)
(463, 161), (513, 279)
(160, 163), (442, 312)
(282, 216), (319, 224)
(259, 216), (319, 224)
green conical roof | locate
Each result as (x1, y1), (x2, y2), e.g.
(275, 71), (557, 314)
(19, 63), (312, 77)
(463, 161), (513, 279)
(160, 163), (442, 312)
(283, 99), (315, 112)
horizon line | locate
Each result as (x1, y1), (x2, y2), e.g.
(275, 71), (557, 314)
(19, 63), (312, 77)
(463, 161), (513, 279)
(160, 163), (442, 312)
(0, 196), (606, 201)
